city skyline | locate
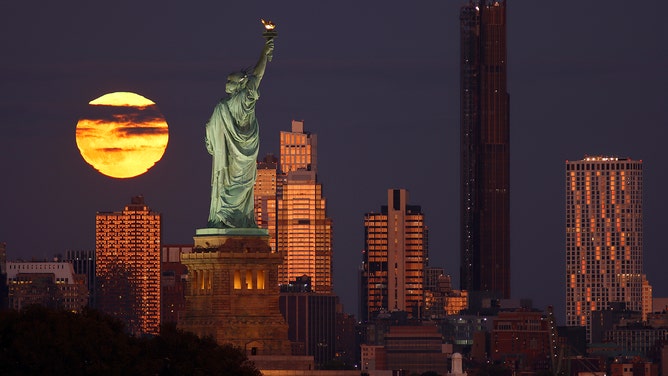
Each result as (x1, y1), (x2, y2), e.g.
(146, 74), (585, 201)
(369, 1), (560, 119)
(2, 1), (668, 322)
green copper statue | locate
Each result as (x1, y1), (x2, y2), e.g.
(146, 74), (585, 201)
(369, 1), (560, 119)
(205, 22), (275, 228)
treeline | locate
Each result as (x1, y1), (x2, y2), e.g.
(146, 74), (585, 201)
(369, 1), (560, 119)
(0, 306), (261, 376)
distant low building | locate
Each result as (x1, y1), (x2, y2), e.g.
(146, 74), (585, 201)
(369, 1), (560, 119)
(606, 323), (668, 358)
(63, 249), (96, 308)
(491, 310), (551, 373)
(590, 302), (641, 344)
(6, 261), (88, 312)
(424, 272), (469, 317)
(161, 244), (191, 325)
(278, 285), (338, 366)
(611, 360), (659, 376)
(335, 310), (359, 368)
(362, 325), (449, 375)
(0, 242), (7, 310)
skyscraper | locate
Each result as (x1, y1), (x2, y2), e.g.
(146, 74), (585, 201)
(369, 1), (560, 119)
(276, 120), (333, 294)
(565, 156), (643, 341)
(96, 195), (161, 335)
(280, 120), (317, 175)
(361, 189), (427, 321)
(459, 0), (510, 299)
(255, 154), (282, 253)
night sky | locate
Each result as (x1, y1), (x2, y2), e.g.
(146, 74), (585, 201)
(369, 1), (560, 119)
(2, 1), (667, 322)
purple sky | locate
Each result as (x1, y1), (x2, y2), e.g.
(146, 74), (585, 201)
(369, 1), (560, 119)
(2, 1), (667, 322)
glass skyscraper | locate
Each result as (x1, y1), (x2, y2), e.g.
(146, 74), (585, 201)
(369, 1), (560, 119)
(460, 0), (510, 299)
(276, 120), (332, 294)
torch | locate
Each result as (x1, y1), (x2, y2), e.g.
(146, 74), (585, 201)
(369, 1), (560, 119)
(261, 19), (277, 62)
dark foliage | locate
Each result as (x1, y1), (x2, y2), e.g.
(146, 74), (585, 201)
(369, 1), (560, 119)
(0, 306), (261, 376)
(472, 363), (513, 376)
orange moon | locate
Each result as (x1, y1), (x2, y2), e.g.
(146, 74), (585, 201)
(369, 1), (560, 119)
(75, 92), (169, 178)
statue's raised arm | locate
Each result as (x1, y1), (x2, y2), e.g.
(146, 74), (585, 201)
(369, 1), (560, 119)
(252, 39), (274, 84)
(204, 21), (277, 229)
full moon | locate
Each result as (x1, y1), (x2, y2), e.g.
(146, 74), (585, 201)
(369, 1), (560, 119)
(75, 92), (169, 178)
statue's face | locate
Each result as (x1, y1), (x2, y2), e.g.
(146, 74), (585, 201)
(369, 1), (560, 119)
(225, 73), (245, 94)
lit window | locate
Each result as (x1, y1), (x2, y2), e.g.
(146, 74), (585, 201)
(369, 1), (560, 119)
(234, 270), (241, 289)
(246, 271), (253, 289)
(257, 270), (266, 289)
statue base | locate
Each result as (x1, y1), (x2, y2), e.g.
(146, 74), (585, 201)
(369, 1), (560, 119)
(179, 228), (292, 356)
(194, 227), (269, 249)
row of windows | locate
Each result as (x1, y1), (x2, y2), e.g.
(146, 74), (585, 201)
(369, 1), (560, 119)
(566, 162), (642, 171)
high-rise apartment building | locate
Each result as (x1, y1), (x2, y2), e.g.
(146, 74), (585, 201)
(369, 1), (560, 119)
(96, 195), (161, 336)
(361, 189), (427, 321)
(460, 0), (510, 299)
(276, 120), (332, 294)
(565, 156), (643, 341)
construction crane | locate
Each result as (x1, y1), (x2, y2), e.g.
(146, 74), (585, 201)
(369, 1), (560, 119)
(547, 306), (565, 376)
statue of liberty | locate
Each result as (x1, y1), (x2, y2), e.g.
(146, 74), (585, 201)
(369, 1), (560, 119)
(205, 21), (275, 228)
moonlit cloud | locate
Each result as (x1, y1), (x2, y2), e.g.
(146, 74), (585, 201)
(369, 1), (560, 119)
(115, 127), (170, 137)
(75, 92), (169, 179)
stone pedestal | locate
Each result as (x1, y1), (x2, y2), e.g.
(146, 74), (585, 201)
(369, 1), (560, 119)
(178, 228), (292, 356)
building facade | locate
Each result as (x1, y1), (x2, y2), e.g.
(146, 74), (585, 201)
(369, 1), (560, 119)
(64, 249), (96, 308)
(280, 120), (317, 175)
(96, 195), (161, 335)
(361, 189), (427, 321)
(642, 274), (652, 321)
(255, 154), (282, 253)
(0, 242), (7, 310)
(361, 325), (449, 375)
(6, 261), (89, 312)
(161, 244), (191, 325)
(565, 156), (643, 341)
(276, 120), (333, 294)
(460, 0), (510, 299)
(278, 291), (338, 366)
(179, 234), (293, 358)
(491, 310), (551, 372)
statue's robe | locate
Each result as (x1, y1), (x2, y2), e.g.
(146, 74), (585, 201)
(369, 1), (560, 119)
(205, 75), (260, 228)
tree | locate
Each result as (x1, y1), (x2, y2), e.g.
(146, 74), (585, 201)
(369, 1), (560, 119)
(0, 306), (261, 376)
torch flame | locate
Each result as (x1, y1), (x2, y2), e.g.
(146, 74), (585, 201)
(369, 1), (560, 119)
(261, 19), (276, 30)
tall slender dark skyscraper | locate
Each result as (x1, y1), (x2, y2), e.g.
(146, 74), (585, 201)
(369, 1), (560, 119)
(460, 0), (510, 299)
